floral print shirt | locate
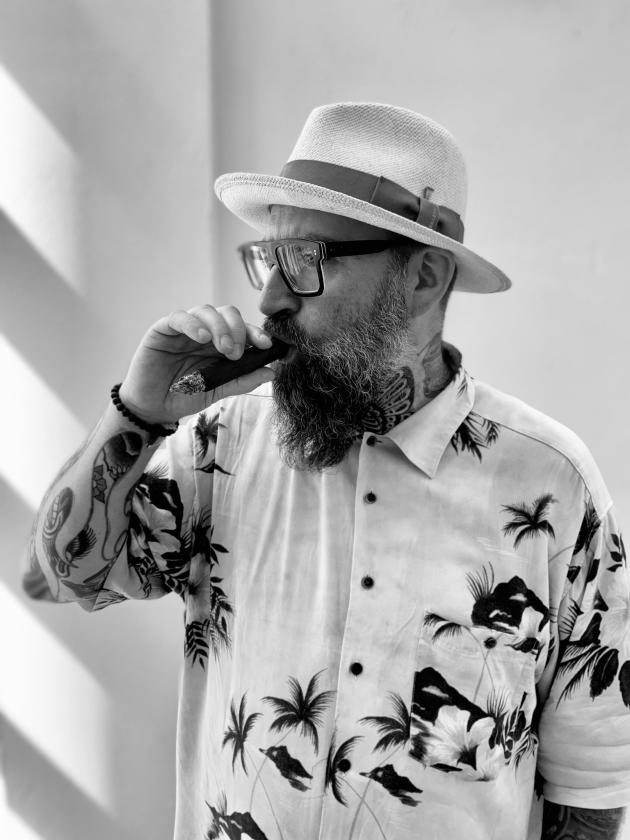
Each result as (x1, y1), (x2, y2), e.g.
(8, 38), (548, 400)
(35, 360), (630, 840)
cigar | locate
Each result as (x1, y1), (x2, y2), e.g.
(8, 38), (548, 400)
(169, 338), (290, 394)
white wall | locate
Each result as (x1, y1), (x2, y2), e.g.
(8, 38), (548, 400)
(2, 0), (630, 838)
(1, 1), (210, 838)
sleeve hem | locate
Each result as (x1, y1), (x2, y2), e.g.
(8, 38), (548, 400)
(543, 782), (630, 809)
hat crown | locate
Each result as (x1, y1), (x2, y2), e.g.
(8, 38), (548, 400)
(288, 102), (467, 220)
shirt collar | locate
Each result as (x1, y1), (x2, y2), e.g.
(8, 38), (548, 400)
(384, 351), (475, 479)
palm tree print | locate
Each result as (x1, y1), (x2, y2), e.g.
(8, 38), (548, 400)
(501, 493), (557, 549)
(451, 413), (500, 461)
(360, 692), (411, 753)
(325, 735), (362, 806)
(223, 693), (261, 775)
(263, 670), (334, 754)
(349, 694), (416, 837)
(194, 412), (232, 476)
(250, 671), (334, 809)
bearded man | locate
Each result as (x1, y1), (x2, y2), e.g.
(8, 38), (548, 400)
(26, 103), (630, 840)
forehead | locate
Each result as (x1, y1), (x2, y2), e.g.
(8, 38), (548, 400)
(265, 205), (398, 242)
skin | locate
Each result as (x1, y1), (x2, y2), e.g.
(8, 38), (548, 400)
(258, 205), (456, 414)
(542, 802), (625, 840)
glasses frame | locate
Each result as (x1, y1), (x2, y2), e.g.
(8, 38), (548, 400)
(238, 238), (405, 297)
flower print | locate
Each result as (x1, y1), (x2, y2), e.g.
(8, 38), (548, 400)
(425, 706), (504, 780)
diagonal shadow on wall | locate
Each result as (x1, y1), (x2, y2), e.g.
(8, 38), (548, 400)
(1, 714), (134, 840)
(0, 211), (104, 423)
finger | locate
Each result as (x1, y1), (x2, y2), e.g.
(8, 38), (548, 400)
(186, 305), (240, 356)
(244, 322), (274, 349)
(215, 305), (248, 359)
(156, 309), (216, 344)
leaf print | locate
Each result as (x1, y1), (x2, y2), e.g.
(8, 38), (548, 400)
(591, 648), (619, 697)
(358, 765), (422, 806)
(573, 499), (601, 556)
(558, 599), (583, 641)
(450, 413), (500, 461)
(263, 670), (334, 754)
(223, 694), (261, 775)
(470, 572), (549, 642)
(501, 493), (557, 549)
(607, 532), (627, 573)
(128, 471), (187, 594)
(184, 618), (210, 669)
(360, 692), (411, 752)
(489, 692), (536, 768)
(423, 612), (464, 642)
(325, 735), (362, 805)
(259, 745), (312, 791)
(556, 613), (622, 704)
(618, 661), (630, 707)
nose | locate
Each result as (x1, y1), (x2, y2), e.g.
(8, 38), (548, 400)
(258, 266), (301, 318)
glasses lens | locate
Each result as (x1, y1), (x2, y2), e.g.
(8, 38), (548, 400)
(241, 244), (273, 290)
(276, 241), (321, 293)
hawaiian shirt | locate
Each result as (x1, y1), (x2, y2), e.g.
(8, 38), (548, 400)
(32, 358), (630, 840)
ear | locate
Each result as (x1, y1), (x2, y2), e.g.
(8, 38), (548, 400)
(408, 247), (457, 317)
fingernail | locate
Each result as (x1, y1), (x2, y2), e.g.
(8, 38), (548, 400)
(220, 335), (234, 352)
(258, 331), (272, 345)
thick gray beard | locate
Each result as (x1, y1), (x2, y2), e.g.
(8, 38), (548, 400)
(264, 274), (411, 471)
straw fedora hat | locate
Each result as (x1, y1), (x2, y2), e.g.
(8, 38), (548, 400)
(215, 102), (511, 294)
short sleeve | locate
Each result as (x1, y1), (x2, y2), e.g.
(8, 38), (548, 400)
(92, 408), (218, 610)
(537, 499), (630, 807)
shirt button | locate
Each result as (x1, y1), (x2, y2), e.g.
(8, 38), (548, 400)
(350, 661), (363, 676)
(337, 758), (351, 773)
(484, 637), (497, 649)
(366, 435), (377, 446)
(361, 575), (374, 589)
(363, 491), (377, 504)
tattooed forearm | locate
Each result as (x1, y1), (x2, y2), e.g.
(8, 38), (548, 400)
(542, 801), (625, 839)
(31, 430), (146, 603)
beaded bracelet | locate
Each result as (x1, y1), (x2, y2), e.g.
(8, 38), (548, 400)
(111, 383), (179, 439)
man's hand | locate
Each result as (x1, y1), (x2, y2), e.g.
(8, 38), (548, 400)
(542, 801), (625, 839)
(119, 304), (276, 425)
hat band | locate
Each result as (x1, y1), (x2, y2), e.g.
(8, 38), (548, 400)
(280, 159), (464, 243)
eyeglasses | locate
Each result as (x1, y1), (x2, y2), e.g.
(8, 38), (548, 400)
(238, 238), (404, 297)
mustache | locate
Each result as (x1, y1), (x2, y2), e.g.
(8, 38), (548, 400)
(262, 315), (320, 354)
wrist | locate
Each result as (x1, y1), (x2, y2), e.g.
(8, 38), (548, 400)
(111, 383), (178, 442)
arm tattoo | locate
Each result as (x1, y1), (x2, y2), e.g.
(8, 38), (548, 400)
(542, 801), (625, 839)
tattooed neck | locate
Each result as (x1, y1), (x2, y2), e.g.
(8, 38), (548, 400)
(362, 367), (415, 434)
(420, 332), (454, 402)
(361, 335), (455, 435)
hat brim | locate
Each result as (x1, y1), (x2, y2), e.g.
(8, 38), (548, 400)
(215, 172), (511, 294)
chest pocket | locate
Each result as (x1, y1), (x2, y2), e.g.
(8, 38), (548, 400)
(408, 620), (538, 781)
